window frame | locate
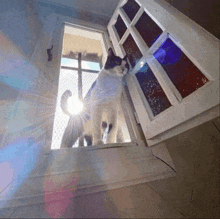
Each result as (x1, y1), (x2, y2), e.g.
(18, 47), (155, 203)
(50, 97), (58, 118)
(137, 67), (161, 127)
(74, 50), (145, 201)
(51, 22), (143, 149)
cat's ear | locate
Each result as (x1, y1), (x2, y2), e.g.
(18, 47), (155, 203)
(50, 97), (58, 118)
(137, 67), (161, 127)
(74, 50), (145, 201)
(123, 55), (132, 71)
(108, 48), (115, 57)
(125, 54), (134, 69)
(123, 55), (128, 61)
(66, 90), (72, 97)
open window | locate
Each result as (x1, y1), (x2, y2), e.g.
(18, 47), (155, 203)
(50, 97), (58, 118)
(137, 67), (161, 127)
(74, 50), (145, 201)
(108, 0), (219, 146)
(51, 24), (132, 150)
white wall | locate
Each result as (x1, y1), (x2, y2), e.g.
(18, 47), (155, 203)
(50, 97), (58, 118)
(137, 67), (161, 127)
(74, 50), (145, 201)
(37, 0), (120, 18)
(0, 0), (107, 206)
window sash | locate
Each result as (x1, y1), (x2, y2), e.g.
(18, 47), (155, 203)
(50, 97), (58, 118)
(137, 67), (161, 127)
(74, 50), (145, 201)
(107, 0), (219, 143)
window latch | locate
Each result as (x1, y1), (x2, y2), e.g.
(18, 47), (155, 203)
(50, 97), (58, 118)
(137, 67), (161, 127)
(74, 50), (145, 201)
(47, 45), (53, 61)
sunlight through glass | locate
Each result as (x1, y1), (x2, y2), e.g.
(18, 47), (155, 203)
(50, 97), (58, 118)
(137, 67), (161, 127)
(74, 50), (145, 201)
(67, 96), (84, 115)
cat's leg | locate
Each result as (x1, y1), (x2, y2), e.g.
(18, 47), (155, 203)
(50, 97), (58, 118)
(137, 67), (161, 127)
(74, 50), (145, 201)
(61, 116), (82, 148)
(91, 106), (104, 145)
(84, 135), (92, 146)
(106, 108), (118, 144)
(116, 107), (125, 143)
(116, 126), (124, 143)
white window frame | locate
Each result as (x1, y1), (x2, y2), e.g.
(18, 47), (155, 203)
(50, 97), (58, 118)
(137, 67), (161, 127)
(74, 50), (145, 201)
(108, 0), (220, 146)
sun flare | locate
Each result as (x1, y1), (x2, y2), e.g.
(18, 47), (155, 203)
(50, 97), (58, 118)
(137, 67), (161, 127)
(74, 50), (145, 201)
(67, 96), (84, 115)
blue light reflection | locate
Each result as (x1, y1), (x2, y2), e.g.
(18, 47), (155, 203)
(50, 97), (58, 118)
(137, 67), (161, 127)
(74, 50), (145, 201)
(0, 137), (40, 203)
(153, 38), (182, 65)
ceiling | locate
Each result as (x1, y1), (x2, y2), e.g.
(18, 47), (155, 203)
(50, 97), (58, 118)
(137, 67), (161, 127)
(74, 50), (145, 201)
(37, 0), (120, 18)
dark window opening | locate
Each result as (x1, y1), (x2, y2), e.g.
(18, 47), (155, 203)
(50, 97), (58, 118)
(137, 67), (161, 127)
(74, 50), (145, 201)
(114, 15), (127, 39)
(122, 0), (140, 21)
(135, 11), (163, 48)
(123, 34), (142, 68)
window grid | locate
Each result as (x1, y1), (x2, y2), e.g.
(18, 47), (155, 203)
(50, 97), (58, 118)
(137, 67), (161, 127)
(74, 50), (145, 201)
(114, 0), (209, 117)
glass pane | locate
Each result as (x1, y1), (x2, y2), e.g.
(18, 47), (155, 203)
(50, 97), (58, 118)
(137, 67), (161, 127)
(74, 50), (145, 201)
(123, 34), (142, 68)
(61, 57), (78, 68)
(153, 38), (209, 98)
(82, 72), (98, 98)
(114, 15), (127, 39)
(122, 0), (140, 21)
(136, 63), (171, 116)
(81, 61), (100, 71)
(135, 11), (163, 48)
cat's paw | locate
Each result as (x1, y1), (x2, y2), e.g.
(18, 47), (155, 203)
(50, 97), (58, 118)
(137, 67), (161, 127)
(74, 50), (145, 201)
(93, 140), (104, 146)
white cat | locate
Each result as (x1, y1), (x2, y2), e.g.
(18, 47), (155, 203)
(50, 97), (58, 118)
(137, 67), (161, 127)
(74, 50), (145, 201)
(60, 48), (129, 147)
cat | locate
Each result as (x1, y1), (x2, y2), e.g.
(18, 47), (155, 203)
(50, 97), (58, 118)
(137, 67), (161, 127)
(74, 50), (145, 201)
(60, 48), (129, 147)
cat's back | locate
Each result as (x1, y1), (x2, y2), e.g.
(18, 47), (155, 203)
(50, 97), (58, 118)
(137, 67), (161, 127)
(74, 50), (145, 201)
(91, 69), (124, 101)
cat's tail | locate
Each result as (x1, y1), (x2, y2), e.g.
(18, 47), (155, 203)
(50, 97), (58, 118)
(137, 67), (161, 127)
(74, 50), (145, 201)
(60, 90), (72, 117)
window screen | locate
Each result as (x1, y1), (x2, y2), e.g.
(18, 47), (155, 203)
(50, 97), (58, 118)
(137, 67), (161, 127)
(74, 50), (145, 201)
(82, 72), (98, 98)
(51, 69), (79, 149)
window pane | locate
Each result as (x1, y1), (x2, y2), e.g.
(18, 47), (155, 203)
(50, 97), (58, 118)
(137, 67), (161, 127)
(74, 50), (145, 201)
(61, 58), (78, 68)
(122, 0), (140, 21)
(136, 63), (171, 116)
(153, 38), (209, 98)
(123, 34), (142, 68)
(114, 15), (127, 39)
(81, 61), (100, 71)
(82, 72), (98, 98)
(135, 11), (163, 48)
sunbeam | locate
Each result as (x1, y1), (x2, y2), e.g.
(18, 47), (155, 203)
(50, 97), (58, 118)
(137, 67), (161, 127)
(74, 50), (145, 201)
(67, 95), (84, 115)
